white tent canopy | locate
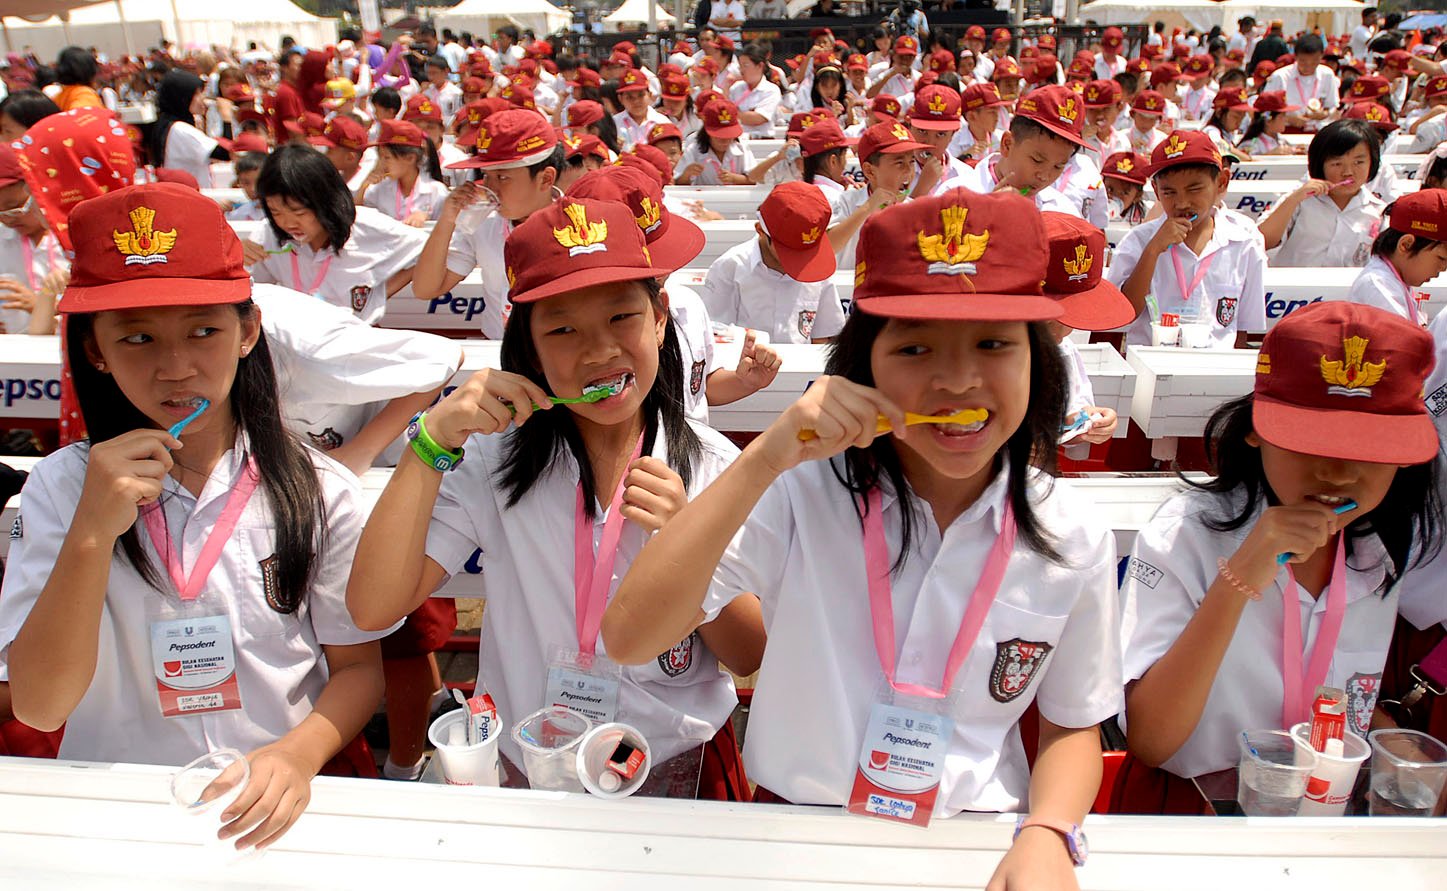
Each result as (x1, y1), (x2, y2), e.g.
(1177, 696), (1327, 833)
(1079, 0), (1232, 35)
(433, 0), (570, 40)
(1081, 0), (1367, 38)
(604, 0), (677, 30)
(3, 0), (335, 58)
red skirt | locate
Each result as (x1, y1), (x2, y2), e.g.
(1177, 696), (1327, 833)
(697, 716), (750, 802)
(1381, 617), (1447, 740)
(0, 719), (63, 759)
(1107, 752), (1212, 815)
(379, 598), (459, 659)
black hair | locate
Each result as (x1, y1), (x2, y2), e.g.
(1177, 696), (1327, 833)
(1294, 34), (1325, 56)
(1206, 107), (1235, 134)
(740, 43), (770, 67)
(1152, 161), (1223, 184)
(496, 277), (703, 519)
(1421, 153), (1447, 189)
(381, 139), (443, 182)
(233, 151), (267, 176)
(65, 303), (326, 613)
(372, 86), (402, 114)
(1113, 70), (1140, 95)
(935, 72), (962, 93)
(803, 147), (846, 183)
(0, 90), (61, 129)
(1186, 395), (1442, 592)
(809, 67), (846, 112)
(426, 55), (449, 72)
(1238, 110), (1277, 147)
(525, 143), (565, 181)
(418, 25), (437, 39)
(599, 79), (621, 115)
(146, 68), (204, 167)
(278, 48), (302, 71)
(55, 46), (98, 86)
(1009, 116), (1078, 156)
(822, 312), (1068, 571)
(1368, 33), (1401, 56)
(498, 25), (520, 43)
(588, 113), (620, 155)
(256, 142), (355, 250)
(1218, 68), (1247, 89)
(1308, 118), (1381, 181)
(695, 122), (730, 154)
(1371, 200), (1446, 256)
(556, 55), (580, 74)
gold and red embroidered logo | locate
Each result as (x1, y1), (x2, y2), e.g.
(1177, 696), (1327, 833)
(1056, 96), (1078, 123)
(927, 92), (948, 114)
(1256, 352), (1271, 375)
(553, 202), (609, 256)
(1367, 105), (1387, 122)
(475, 128), (493, 153)
(1063, 244), (1092, 281)
(1163, 133), (1188, 158)
(651, 124), (667, 140)
(1410, 219), (1440, 235)
(1321, 335), (1386, 397)
(1115, 157), (1135, 173)
(918, 205), (989, 275)
(716, 107), (734, 123)
(890, 123), (911, 141)
(112, 206), (177, 266)
(634, 195), (662, 234)
(800, 226), (821, 246)
(1086, 86), (1100, 101)
(855, 260), (867, 287)
(507, 267), (516, 291)
(515, 135), (546, 152)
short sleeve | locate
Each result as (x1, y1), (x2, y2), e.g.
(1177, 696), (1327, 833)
(358, 211), (428, 282)
(445, 206), (487, 277)
(1104, 223), (1150, 288)
(698, 249), (742, 325)
(1235, 234), (1268, 333)
(423, 458), (489, 578)
(0, 455), (79, 681)
(306, 464), (397, 645)
(1035, 539), (1125, 729)
(1119, 498), (1211, 685)
(708, 474), (796, 627)
(812, 280), (847, 340)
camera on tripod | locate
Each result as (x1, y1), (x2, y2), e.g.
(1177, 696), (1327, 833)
(885, 0), (922, 38)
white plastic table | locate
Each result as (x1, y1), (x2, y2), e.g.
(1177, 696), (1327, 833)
(1125, 346), (1259, 461)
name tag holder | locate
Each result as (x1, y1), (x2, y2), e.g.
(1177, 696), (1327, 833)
(544, 646), (622, 725)
(847, 682), (957, 827)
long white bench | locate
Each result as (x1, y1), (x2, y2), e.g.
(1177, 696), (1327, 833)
(1127, 345), (1258, 461)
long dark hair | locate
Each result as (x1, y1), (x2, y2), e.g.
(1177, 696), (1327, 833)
(822, 311), (1069, 571)
(496, 277), (703, 518)
(256, 142), (356, 250)
(147, 69), (204, 166)
(1238, 110), (1277, 147)
(1185, 394), (1442, 591)
(381, 140), (443, 184)
(64, 302), (327, 613)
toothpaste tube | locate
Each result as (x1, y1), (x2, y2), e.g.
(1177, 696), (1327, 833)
(1160, 312), (1180, 327)
(606, 740), (647, 781)
(1308, 685), (1346, 752)
(465, 692), (498, 746)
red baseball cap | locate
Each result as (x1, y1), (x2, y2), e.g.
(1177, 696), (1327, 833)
(758, 182), (834, 283)
(1226, 48), (1245, 63)
(1082, 80), (1120, 108)
(701, 99), (743, 138)
(153, 168), (199, 190)
(661, 74), (689, 99)
(966, 25), (986, 41)
(960, 82), (1009, 112)
(574, 67), (602, 88)
(786, 109), (826, 136)
(800, 118), (856, 157)
(1253, 302), (1438, 464)
(1066, 58), (1093, 81)
(1013, 85), (1089, 148)
(1041, 211), (1134, 331)
(1383, 49), (1412, 69)
(893, 36), (920, 56)
(991, 57), (1023, 81)
(223, 83), (255, 104)
(450, 109), (559, 170)
(1102, 27), (1124, 49)
(1252, 90), (1300, 114)
(910, 85), (963, 131)
(693, 58), (720, 76)
(928, 50), (956, 73)
(694, 89), (723, 113)
(504, 197), (661, 304)
(309, 116), (367, 151)
(603, 52), (631, 69)
(914, 71), (940, 91)
(1427, 75), (1447, 99)
(1021, 45), (1039, 62)
(463, 76), (488, 93)
(221, 130), (272, 154)
(715, 35), (736, 52)
(870, 94), (903, 119)
(615, 40), (637, 55)
(1389, 189), (1447, 239)
(853, 189), (1060, 321)
(646, 121), (683, 145)
(856, 120), (929, 163)
(457, 98), (513, 147)
(567, 99), (606, 128)
(564, 132), (610, 163)
(1147, 129), (1223, 177)
(1212, 86), (1253, 112)
(0, 143), (23, 188)
(620, 145), (673, 186)
(1101, 151), (1149, 186)
(14, 108), (137, 251)
(1150, 62), (1190, 84)
(403, 94), (443, 123)
(283, 111), (326, 139)
(1038, 34), (1058, 51)
(618, 68), (650, 93)
(991, 28), (1012, 44)
(60, 183), (249, 312)
(1184, 54), (1214, 77)
(847, 53), (869, 71)
(1131, 89), (1167, 115)
(1346, 75), (1390, 104)
(1343, 101), (1399, 133)
(1029, 53), (1059, 84)
(369, 118), (427, 149)
(500, 82), (537, 110)
(1128, 55), (1153, 73)
(1253, 60), (1277, 79)
(1277, 53), (1296, 67)
(565, 165), (703, 270)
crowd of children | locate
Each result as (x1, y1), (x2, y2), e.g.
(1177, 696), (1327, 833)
(2, 16), (1447, 882)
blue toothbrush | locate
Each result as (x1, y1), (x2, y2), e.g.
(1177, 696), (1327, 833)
(1275, 500), (1356, 565)
(167, 398), (210, 440)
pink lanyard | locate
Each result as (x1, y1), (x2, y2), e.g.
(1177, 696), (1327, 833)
(290, 250), (334, 296)
(395, 178), (418, 218)
(140, 458), (260, 602)
(571, 435), (645, 657)
(709, 150), (739, 176)
(1381, 258), (1423, 325)
(1169, 244), (1219, 309)
(861, 488), (1017, 699)
(1291, 73), (1318, 109)
(1280, 537), (1348, 730)
(20, 234), (59, 291)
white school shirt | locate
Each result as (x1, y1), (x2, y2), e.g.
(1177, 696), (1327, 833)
(1401, 115), (1446, 156)
(0, 226), (64, 335)
(0, 437), (389, 766)
(249, 284), (461, 456)
(811, 174), (850, 218)
(247, 207), (427, 324)
(163, 121), (218, 188)
(729, 78), (783, 138)
(1108, 209), (1268, 347)
(225, 198), (266, 222)
(1346, 255), (1424, 324)
(1059, 337), (1097, 420)
(1126, 125), (1164, 155)
(1266, 66), (1340, 129)
(614, 108), (672, 152)
(871, 70), (920, 109)
(664, 278), (720, 423)
(1094, 55), (1126, 81)
(828, 184), (880, 277)
(1401, 312), (1447, 630)
(699, 238), (847, 343)
(1084, 127), (1129, 160)
(1054, 151), (1109, 229)
(363, 174), (450, 222)
(423, 421), (742, 771)
(1121, 489), (1399, 776)
(959, 153), (1082, 218)
(1271, 188), (1385, 269)
(424, 82), (464, 121)
(445, 205), (518, 339)
(710, 458), (1123, 813)
(1179, 84), (1218, 123)
(437, 141), (471, 188)
(676, 140), (756, 186)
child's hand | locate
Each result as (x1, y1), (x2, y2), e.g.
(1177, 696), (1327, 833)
(735, 329), (781, 391)
(1068, 407), (1117, 444)
(423, 369), (554, 449)
(77, 429), (179, 540)
(619, 456), (687, 533)
(1231, 501), (1348, 587)
(1295, 179), (1333, 200)
(402, 210), (430, 227)
(441, 182), (487, 220)
(240, 240), (270, 268)
(752, 375), (904, 476)
(219, 744), (314, 851)
(720, 171), (752, 185)
(986, 826), (1080, 891)
(1147, 215), (1193, 252)
(0, 279), (39, 315)
(363, 165), (389, 186)
(871, 188), (905, 211)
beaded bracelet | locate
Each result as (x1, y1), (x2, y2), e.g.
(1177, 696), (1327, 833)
(1216, 557), (1262, 601)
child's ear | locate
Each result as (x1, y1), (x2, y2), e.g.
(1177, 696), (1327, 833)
(1216, 167), (1232, 191)
(82, 333), (105, 372)
(999, 130), (1013, 157)
(1244, 431), (1262, 448)
(1400, 233), (1417, 253)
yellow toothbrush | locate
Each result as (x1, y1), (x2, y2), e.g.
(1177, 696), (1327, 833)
(798, 409), (989, 442)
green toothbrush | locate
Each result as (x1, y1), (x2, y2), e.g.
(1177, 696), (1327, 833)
(514, 379), (626, 412)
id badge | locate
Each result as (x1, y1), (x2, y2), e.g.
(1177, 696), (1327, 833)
(846, 689), (955, 828)
(149, 613), (243, 718)
(544, 647), (621, 725)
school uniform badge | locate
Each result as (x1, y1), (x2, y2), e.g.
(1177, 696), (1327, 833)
(689, 358), (706, 395)
(1215, 296), (1237, 326)
(307, 428), (343, 451)
(349, 284), (370, 314)
(1345, 672), (1382, 737)
(259, 554), (288, 613)
(657, 631), (696, 677)
(989, 638), (1053, 703)
(797, 310), (816, 339)
(9, 516), (20, 540)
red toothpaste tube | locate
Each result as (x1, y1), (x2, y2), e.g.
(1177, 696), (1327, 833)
(1160, 312), (1180, 327)
(606, 740), (647, 781)
(465, 692), (498, 745)
(1308, 685), (1346, 752)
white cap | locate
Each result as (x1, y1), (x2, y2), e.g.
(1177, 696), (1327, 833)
(598, 771), (621, 792)
(1324, 737), (1345, 757)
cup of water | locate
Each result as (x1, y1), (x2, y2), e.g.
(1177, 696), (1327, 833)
(170, 748), (252, 856)
(512, 706), (591, 793)
(1367, 729), (1447, 817)
(1237, 730), (1318, 816)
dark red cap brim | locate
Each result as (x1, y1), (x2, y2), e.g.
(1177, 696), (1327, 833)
(61, 274), (252, 314)
(510, 265), (665, 304)
(704, 122), (743, 139)
(1253, 396), (1439, 465)
(1052, 279), (1138, 331)
(772, 240), (836, 283)
(854, 293), (1063, 321)
(908, 117), (962, 131)
(645, 213), (706, 270)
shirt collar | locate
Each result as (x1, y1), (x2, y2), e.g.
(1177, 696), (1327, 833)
(160, 429), (252, 511)
(875, 452), (1011, 535)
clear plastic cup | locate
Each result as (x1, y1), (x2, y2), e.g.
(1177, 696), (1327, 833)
(1237, 730), (1318, 816)
(428, 708), (504, 787)
(1178, 321), (1214, 349)
(1289, 722), (1370, 816)
(170, 748), (252, 856)
(512, 706), (591, 792)
(1368, 729), (1447, 817)
(575, 722), (652, 799)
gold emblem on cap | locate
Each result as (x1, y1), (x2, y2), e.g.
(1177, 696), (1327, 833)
(1116, 157), (1134, 173)
(1057, 97), (1078, 123)
(1063, 244), (1092, 280)
(918, 205), (989, 275)
(516, 135), (546, 152)
(553, 202), (609, 256)
(112, 206), (177, 266)
(476, 129), (492, 153)
(1321, 335), (1385, 396)
(1256, 353), (1271, 374)
(635, 196), (662, 234)
(927, 93), (947, 114)
(1163, 133), (1188, 158)
(800, 226), (821, 246)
